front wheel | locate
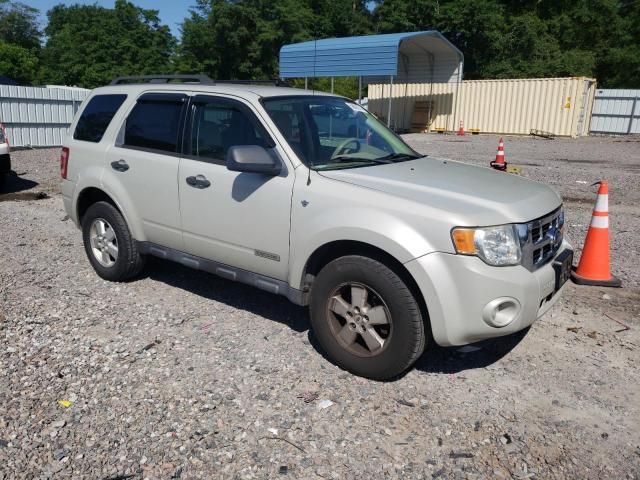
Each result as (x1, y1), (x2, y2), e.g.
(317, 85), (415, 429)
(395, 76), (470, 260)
(81, 201), (145, 281)
(310, 255), (426, 380)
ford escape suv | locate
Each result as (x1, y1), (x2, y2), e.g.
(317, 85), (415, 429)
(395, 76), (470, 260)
(61, 75), (573, 380)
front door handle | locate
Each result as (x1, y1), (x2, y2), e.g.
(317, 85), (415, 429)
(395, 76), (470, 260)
(186, 174), (211, 189)
(111, 159), (129, 172)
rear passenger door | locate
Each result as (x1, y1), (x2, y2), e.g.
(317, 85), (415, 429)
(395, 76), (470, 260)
(103, 93), (186, 251)
(178, 95), (293, 281)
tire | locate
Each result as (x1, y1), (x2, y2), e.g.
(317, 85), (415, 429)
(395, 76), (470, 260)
(81, 201), (145, 281)
(310, 255), (426, 380)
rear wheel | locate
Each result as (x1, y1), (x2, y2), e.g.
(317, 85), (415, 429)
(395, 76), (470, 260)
(81, 201), (145, 281)
(310, 255), (426, 380)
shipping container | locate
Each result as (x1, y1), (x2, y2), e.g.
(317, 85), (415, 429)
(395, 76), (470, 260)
(368, 77), (596, 137)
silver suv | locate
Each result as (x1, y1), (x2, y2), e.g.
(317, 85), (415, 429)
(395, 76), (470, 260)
(62, 75), (573, 379)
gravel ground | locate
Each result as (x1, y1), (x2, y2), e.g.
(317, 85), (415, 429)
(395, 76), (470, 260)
(1, 138), (639, 479)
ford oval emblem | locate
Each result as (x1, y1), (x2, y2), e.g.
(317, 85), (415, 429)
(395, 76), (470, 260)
(547, 226), (559, 245)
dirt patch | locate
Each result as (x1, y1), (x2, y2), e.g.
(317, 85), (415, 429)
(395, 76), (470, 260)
(0, 191), (49, 202)
(553, 158), (602, 164)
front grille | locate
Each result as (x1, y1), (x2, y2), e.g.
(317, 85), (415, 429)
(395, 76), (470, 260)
(520, 207), (564, 271)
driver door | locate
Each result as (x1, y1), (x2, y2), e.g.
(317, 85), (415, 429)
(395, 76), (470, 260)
(178, 95), (294, 281)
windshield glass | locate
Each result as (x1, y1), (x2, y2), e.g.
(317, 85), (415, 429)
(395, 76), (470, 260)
(262, 96), (422, 170)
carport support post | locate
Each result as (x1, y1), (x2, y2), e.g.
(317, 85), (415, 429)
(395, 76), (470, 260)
(331, 77), (334, 93)
(358, 76), (362, 105)
(387, 76), (393, 128)
(304, 77), (308, 90)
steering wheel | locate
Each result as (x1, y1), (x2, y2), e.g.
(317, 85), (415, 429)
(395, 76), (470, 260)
(331, 138), (361, 159)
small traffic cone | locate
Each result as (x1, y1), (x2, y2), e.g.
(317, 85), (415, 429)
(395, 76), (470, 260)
(457, 120), (465, 136)
(571, 181), (621, 287)
(490, 137), (507, 171)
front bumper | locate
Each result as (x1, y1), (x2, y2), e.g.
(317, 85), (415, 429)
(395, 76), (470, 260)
(405, 240), (571, 346)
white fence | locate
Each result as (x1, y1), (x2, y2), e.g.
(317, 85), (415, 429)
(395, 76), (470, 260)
(0, 85), (89, 147)
(589, 89), (640, 135)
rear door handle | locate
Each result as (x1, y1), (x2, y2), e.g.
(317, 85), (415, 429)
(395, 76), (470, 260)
(111, 159), (129, 172)
(186, 174), (211, 189)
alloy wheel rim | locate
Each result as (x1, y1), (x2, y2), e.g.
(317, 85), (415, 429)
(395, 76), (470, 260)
(89, 218), (118, 267)
(326, 282), (393, 357)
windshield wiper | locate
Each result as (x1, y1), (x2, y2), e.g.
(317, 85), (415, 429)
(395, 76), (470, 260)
(329, 156), (392, 165)
(313, 156), (392, 171)
(375, 153), (424, 162)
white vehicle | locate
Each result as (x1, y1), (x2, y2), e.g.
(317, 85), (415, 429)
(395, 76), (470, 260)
(0, 124), (10, 187)
(61, 75), (572, 379)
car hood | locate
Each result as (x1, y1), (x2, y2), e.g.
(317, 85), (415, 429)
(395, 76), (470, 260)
(318, 156), (562, 225)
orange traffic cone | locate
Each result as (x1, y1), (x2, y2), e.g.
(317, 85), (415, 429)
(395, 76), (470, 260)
(571, 181), (621, 287)
(490, 138), (507, 171)
(457, 120), (465, 136)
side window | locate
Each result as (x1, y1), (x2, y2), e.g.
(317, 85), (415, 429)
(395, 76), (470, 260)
(123, 94), (185, 153)
(190, 100), (270, 162)
(73, 94), (127, 142)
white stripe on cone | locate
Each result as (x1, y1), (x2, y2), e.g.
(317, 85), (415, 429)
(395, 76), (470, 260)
(594, 194), (608, 212)
(590, 215), (609, 228)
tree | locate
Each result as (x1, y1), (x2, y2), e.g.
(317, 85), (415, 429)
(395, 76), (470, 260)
(0, 0), (41, 84)
(0, 41), (38, 83)
(0, 0), (41, 51)
(39, 0), (175, 88)
(370, 0), (639, 87)
(178, 0), (372, 81)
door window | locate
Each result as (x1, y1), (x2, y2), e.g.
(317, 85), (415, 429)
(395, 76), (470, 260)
(74, 94), (127, 142)
(123, 94), (186, 153)
(260, 99), (309, 162)
(190, 99), (271, 162)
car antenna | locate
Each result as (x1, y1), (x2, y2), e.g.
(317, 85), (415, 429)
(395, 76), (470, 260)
(312, 37), (317, 97)
(307, 36), (318, 186)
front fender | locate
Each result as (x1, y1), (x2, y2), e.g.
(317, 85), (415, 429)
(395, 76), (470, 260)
(289, 186), (439, 289)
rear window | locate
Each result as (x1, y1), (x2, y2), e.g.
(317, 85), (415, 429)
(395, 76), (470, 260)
(123, 95), (185, 153)
(74, 94), (127, 142)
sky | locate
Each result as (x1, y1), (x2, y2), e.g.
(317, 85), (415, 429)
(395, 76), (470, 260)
(28, 0), (198, 38)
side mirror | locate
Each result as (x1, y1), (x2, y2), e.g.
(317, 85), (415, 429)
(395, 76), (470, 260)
(226, 145), (282, 176)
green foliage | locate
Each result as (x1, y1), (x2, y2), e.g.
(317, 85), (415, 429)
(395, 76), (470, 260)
(177, 0), (372, 80)
(0, 0), (41, 84)
(372, 0), (639, 87)
(0, 0), (638, 88)
(0, 0), (41, 51)
(39, 0), (175, 88)
(288, 77), (362, 100)
(0, 41), (38, 83)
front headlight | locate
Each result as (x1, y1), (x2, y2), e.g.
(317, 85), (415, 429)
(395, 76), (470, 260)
(451, 224), (522, 266)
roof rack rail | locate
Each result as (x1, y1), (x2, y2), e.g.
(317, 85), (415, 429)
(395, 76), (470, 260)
(110, 75), (214, 85)
(213, 79), (291, 87)
(109, 75), (291, 88)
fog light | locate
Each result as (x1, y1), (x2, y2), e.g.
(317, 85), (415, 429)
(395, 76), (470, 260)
(482, 297), (521, 327)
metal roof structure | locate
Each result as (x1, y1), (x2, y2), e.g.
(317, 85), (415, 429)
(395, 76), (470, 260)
(279, 31), (463, 83)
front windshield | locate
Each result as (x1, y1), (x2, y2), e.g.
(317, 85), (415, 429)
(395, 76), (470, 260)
(262, 96), (422, 170)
